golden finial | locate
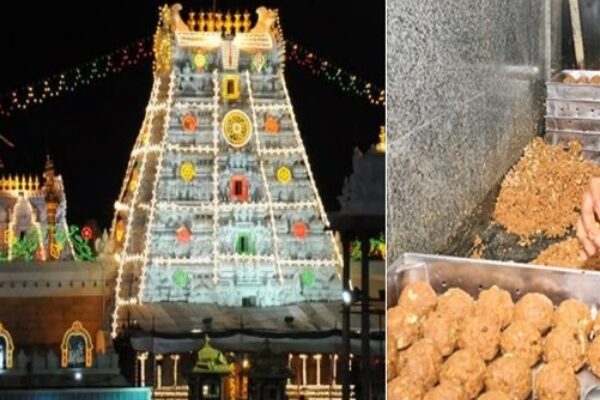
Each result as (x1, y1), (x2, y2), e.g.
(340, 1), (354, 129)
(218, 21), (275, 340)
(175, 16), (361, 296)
(199, 12), (206, 32)
(242, 10), (251, 32)
(233, 12), (242, 34)
(207, 12), (215, 32)
(153, 4), (173, 75)
(187, 11), (196, 31)
(375, 126), (386, 154)
(20, 175), (25, 191)
(27, 175), (32, 191)
(34, 176), (40, 190)
(224, 12), (233, 35)
(215, 12), (223, 32)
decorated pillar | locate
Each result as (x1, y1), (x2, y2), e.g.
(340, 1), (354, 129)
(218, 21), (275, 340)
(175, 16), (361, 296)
(299, 354), (308, 386)
(314, 354), (322, 386)
(138, 352), (148, 387)
(332, 353), (338, 384)
(170, 354), (180, 386)
(287, 354), (292, 385)
(156, 354), (163, 388)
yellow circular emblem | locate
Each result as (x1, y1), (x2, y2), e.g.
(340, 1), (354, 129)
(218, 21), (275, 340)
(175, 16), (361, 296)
(276, 166), (292, 184)
(193, 52), (207, 70)
(222, 110), (252, 148)
(180, 162), (196, 182)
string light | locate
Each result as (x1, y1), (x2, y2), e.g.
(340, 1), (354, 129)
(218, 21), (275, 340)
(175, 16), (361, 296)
(286, 41), (385, 107)
(0, 38), (153, 117)
(0, 38), (382, 119)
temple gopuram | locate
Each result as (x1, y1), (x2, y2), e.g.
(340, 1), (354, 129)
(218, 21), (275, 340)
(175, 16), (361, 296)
(104, 4), (382, 400)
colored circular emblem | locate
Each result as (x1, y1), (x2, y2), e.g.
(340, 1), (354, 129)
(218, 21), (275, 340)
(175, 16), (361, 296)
(176, 226), (192, 244)
(81, 226), (94, 241)
(276, 166), (292, 184)
(181, 113), (198, 133)
(264, 116), (280, 134)
(115, 220), (125, 243)
(180, 162), (196, 182)
(193, 52), (207, 70)
(292, 222), (309, 239)
(252, 52), (266, 72)
(50, 243), (62, 259)
(222, 110), (252, 148)
(128, 169), (139, 192)
(172, 269), (190, 288)
(300, 269), (316, 287)
(36, 247), (45, 261)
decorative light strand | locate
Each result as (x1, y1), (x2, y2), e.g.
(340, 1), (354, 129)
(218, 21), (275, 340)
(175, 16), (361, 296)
(0, 38), (383, 119)
(111, 78), (163, 338)
(138, 71), (176, 305)
(0, 38), (153, 117)
(286, 41), (385, 107)
(280, 71), (344, 275)
(210, 69), (221, 285)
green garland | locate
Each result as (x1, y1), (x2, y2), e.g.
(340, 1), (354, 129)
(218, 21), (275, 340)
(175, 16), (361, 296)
(0, 225), (95, 262)
(350, 233), (385, 261)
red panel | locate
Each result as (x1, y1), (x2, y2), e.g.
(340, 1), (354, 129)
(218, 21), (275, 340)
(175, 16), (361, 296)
(230, 175), (249, 202)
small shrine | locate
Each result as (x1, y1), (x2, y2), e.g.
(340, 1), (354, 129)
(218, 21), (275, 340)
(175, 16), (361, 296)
(247, 340), (291, 400)
(188, 336), (232, 400)
(0, 156), (95, 262)
(60, 320), (94, 368)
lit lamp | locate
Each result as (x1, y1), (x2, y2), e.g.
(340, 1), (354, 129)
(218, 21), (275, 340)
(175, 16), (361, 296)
(342, 290), (352, 305)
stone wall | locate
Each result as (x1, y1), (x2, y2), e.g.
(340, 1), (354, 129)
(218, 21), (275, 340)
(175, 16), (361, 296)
(386, 0), (563, 262)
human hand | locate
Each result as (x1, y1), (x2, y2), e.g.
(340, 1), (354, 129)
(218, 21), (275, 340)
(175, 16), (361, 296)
(576, 177), (600, 259)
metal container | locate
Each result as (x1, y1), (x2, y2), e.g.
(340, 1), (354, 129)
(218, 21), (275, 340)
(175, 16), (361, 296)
(547, 70), (600, 102)
(388, 253), (600, 399)
(546, 70), (600, 161)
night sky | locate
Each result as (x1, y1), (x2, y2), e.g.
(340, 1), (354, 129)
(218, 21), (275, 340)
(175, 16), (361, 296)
(0, 1), (384, 229)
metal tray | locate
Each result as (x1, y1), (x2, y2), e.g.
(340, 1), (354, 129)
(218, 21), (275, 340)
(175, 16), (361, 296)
(546, 117), (600, 133)
(548, 70), (600, 102)
(546, 99), (600, 119)
(388, 253), (600, 399)
(545, 130), (600, 164)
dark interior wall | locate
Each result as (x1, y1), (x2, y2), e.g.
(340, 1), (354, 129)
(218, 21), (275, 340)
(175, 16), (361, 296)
(562, 0), (600, 69)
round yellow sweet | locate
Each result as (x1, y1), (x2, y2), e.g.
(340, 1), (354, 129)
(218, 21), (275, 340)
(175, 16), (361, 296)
(180, 162), (196, 182)
(277, 166), (292, 184)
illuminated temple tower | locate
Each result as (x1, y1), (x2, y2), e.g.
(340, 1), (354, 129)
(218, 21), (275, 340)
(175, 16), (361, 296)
(111, 4), (342, 334)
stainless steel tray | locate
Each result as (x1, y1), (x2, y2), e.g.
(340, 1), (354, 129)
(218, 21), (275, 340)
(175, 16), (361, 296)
(388, 253), (600, 399)
(546, 117), (600, 133)
(545, 130), (600, 164)
(547, 70), (600, 102)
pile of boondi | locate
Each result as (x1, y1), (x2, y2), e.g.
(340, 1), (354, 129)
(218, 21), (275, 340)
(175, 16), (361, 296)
(493, 138), (600, 239)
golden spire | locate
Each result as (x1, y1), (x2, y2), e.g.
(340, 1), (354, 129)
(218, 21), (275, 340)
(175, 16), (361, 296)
(224, 12), (233, 35)
(215, 12), (223, 32)
(207, 12), (215, 32)
(199, 12), (206, 32)
(242, 10), (251, 32)
(233, 12), (242, 34)
(375, 126), (386, 154)
(187, 11), (196, 31)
